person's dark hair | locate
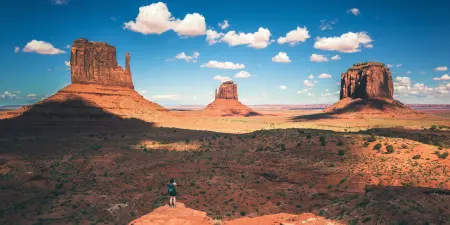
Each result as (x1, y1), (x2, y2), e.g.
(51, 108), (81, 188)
(170, 178), (174, 183)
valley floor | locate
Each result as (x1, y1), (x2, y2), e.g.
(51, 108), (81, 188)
(0, 108), (449, 224)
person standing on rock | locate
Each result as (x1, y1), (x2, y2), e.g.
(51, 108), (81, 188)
(168, 178), (177, 208)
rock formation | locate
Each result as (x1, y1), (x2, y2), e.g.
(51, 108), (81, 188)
(71, 38), (134, 88)
(201, 81), (259, 117)
(324, 62), (420, 116)
(340, 62), (393, 99)
(215, 81), (238, 100)
(128, 202), (342, 225)
(2, 38), (168, 123)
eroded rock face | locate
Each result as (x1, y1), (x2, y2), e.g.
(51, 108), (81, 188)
(215, 81), (238, 100)
(340, 62), (393, 99)
(70, 38), (134, 88)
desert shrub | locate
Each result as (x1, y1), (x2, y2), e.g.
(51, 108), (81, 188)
(337, 139), (344, 146)
(319, 136), (326, 146)
(185, 138), (190, 144)
(412, 155), (421, 160)
(320, 136), (326, 142)
(295, 204), (302, 208)
(280, 144), (286, 151)
(401, 143), (408, 149)
(430, 125), (437, 130)
(367, 135), (376, 142)
(436, 152), (449, 159)
(240, 211), (246, 216)
(386, 145), (395, 154)
(306, 134), (312, 139)
(338, 150), (345, 156)
(55, 183), (63, 189)
(373, 143), (382, 150)
(363, 142), (369, 147)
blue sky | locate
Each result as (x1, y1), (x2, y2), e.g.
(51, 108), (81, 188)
(1, 0), (450, 106)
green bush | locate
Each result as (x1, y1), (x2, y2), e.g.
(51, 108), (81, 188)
(430, 125), (437, 130)
(306, 134), (312, 139)
(436, 152), (449, 159)
(280, 144), (286, 151)
(386, 145), (395, 154)
(337, 140), (344, 146)
(338, 150), (345, 156)
(367, 135), (376, 142)
(240, 211), (246, 216)
(373, 143), (382, 150)
(412, 155), (421, 160)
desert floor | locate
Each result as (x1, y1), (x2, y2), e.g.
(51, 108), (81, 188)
(0, 108), (450, 225)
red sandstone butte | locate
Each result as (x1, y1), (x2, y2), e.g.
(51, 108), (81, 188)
(325, 62), (420, 116)
(215, 81), (238, 100)
(70, 38), (134, 88)
(340, 62), (394, 100)
(201, 81), (259, 116)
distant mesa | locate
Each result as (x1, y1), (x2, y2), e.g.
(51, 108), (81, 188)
(202, 81), (260, 117)
(324, 62), (420, 116)
(2, 38), (167, 121)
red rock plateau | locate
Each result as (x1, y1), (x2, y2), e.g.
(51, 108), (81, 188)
(200, 81), (260, 116)
(324, 62), (420, 116)
(129, 203), (342, 225)
(2, 38), (168, 122)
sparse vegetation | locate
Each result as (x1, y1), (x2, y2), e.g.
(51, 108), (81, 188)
(373, 143), (382, 150)
(386, 145), (395, 154)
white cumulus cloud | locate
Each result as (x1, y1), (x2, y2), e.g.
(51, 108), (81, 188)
(175, 52), (199, 62)
(23, 40), (66, 55)
(348, 8), (360, 16)
(172, 13), (206, 36)
(124, 2), (206, 36)
(434, 66), (448, 71)
(318, 73), (332, 78)
(279, 85), (287, 90)
(201, 61), (245, 69)
(308, 75), (314, 79)
(235, 71), (251, 78)
(319, 19), (338, 31)
(218, 20), (229, 29)
(277, 26), (310, 45)
(433, 74), (450, 81)
(331, 55), (341, 60)
(314, 32), (373, 53)
(213, 75), (232, 82)
(14, 47), (20, 53)
(304, 80), (314, 87)
(221, 27), (272, 49)
(205, 29), (223, 45)
(310, 53), (328, 62)
(272, 52), (291, 63)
